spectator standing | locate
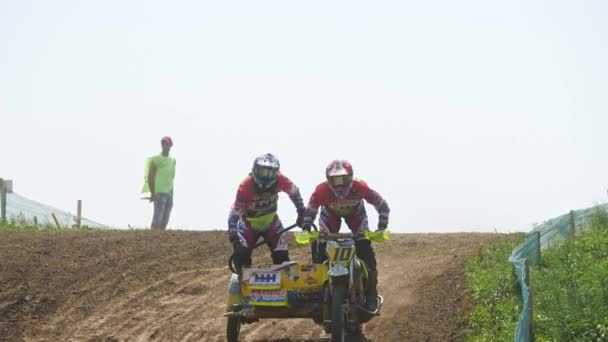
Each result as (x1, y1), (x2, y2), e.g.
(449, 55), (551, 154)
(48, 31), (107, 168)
(143, 136), (176, 230)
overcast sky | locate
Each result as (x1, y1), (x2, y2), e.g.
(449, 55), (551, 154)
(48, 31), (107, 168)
(1, 0), (607, 233)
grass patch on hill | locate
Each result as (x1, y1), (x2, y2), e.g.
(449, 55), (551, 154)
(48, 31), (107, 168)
(464, 207), (608, 341)
(534, 207), (608, 341)
(464, 234), (524, 341)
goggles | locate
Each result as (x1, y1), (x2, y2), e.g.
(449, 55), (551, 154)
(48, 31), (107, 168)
(254, 166), (278, 180)
(329, 175), (352, 187)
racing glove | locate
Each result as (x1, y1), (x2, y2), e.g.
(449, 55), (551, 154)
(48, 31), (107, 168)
(377, 216), (389, 231)
(301, 222), (312, 232)
(296, 211), (305, 227)
(300, 213), (313, 232)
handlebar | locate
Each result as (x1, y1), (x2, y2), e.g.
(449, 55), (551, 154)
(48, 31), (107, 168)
(295, 229), (390, 245)
(228, 222), (300, 274)
(325, 232), (356, 240)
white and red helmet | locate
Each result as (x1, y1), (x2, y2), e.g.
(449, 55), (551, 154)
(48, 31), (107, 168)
(326, 160), (354, 199)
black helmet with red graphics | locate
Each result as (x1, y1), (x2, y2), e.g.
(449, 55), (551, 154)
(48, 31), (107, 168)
(252, 153), (280, 190)
(326, 160), (354, 199)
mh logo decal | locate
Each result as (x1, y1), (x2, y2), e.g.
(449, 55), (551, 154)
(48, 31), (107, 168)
(255, 273), (277, 283)
(250, 271), (281, 287)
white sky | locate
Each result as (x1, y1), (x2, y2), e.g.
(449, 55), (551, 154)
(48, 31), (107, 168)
(1, 0), (607, 233)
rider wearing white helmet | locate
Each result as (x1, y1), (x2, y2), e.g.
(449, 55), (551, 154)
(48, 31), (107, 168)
(228, 153), (305, 272)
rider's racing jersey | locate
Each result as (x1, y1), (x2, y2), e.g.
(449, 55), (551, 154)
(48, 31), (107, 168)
(228, 173), (305, 230)
(305, 179), (390, 226)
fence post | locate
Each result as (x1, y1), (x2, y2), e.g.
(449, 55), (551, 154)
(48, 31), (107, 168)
(570, 210), (576, 236)
(0, 178), (6, 225)
(51, 213), (62, 229)
(76, 200), (82, 229)
(534, 231), (541, 265)
(525, 258), (535, 340)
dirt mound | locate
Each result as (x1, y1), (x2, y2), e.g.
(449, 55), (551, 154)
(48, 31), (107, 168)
(0, 230), (504, 341)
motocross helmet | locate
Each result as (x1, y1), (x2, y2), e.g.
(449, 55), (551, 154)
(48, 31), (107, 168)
(252, 153), (280, 190)
(326, 160), (354, 199)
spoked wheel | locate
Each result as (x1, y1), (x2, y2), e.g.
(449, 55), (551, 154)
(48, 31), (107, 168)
(226, 317), (241, 342)
(331, 280), (348, 342)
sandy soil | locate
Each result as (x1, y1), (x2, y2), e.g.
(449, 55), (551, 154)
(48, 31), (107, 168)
(0, 230), (505, 342)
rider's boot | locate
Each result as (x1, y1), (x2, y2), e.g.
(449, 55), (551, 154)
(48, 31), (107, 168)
(365, 270), (379, 312)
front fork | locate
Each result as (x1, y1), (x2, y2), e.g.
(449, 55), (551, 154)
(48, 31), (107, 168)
(323, 261), (361, 331)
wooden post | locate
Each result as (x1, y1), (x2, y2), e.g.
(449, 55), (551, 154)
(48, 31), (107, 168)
(33, 216), (38, 226)
(0, 178), (6, 225)
(525, 258), (535, 340)
(570, 210), (576, 236)
(536, 232), (542, 265)
(76, 200), (82, 229)
(51, 213), (62, 229)
(534, 231), (541, 265)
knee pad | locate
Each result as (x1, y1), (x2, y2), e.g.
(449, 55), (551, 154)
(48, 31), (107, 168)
(271, 250), (289, 264)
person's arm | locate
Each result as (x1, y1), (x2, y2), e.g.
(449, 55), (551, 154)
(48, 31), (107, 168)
(277, 174), (305, 213)
(359, 180), (390, 230)
(227, 180), (252, 241)
(302, 184), (325, 230)
(147, 162), (157, 201)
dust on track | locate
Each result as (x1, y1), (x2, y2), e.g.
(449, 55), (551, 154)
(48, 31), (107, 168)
(0, 230), (506, 342)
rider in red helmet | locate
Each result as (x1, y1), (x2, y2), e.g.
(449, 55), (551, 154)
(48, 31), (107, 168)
(301, 160), (390, 312)
(228, 153), (306, 273)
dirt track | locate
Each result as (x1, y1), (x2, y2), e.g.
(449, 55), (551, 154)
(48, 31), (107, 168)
(0, 230), (505, 342)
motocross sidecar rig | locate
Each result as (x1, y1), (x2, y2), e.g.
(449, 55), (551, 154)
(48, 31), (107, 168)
(224, 228), (389, 342)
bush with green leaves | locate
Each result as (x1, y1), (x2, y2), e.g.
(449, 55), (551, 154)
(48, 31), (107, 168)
(464, 235), (524, 341)
(534, 207), (608, 341)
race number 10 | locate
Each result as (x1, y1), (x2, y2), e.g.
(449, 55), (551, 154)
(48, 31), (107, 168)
(333, 247), (354, 262)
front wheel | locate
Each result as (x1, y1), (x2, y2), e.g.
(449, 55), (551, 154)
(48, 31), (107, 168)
(226, 317), (241, 342)
(331, 280), (348, 342)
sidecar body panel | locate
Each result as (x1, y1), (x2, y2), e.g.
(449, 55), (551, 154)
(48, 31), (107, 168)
(226, 261), (328, 319)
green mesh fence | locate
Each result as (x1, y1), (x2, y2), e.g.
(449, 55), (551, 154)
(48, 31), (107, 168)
(4, 192), (105, 228)
(509, 204), (606, 341)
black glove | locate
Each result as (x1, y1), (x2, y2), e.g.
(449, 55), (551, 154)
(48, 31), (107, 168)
(377, 217), (388, 231)
(296, 212), (304, 227)
(300, 213), (312, 231)
(228, 228), (239, 243)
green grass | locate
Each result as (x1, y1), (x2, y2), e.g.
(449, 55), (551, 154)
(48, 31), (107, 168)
(0, 214), (96, 232)
(534, 207), (608, 341)
(463, 207), (608, 341)
(464, 234), (524, 341)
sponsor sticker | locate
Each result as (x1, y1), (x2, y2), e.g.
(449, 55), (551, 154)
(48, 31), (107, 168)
(250, 289), (287, 306)
(250, 271), (281, 289)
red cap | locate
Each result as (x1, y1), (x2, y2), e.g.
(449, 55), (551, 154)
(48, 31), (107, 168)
(161, 136), (173, 146)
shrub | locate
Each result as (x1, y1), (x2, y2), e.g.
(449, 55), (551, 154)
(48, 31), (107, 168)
(464, 235), (524, 341)
(533, 207), (608, 341)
